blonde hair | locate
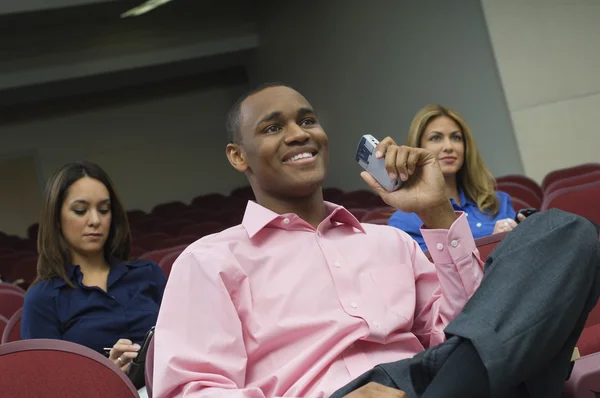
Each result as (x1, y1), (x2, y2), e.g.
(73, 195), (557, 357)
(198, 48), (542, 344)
(407, 104), (499, 216)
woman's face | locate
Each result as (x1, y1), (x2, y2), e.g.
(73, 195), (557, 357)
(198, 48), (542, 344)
(60, 177), (112, 260)
(419, 115), (465, 178)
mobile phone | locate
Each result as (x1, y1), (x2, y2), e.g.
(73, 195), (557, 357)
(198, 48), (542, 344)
(356, 134), (402, 192)
(133, 326), (155, 365)
(126, 326), (155, 389)
(515, 208), (538, 223)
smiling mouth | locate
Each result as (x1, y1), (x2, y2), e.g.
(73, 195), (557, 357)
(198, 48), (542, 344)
(283, 151), (318, 163)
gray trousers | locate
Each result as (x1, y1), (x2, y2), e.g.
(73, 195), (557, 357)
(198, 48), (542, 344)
(331, 209), (600, 398)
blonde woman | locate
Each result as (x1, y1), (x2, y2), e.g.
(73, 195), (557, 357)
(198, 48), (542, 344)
(388, 104), (524, 250)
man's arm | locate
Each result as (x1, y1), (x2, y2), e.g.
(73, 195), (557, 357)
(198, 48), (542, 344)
(153, 251), (268, 397)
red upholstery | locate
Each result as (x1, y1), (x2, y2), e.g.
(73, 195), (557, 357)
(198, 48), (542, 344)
(162, 235), (198, 248)
(0, 247), (15, 255)
(0, 339), (139, 397)
(130, 246), (145, 259)
(0, 290), (24, 319)
(133, 232), (171, 251)
(339, 190), (377, 207)
(126, 209), (148, 226)
(151, 201), (188, 218)
(145, 334), (155, 398)
(496, 183), (542, 209)
(0, 282), (25, 294)
(9, 256), (38, 284)
(0, 314), (8, 342)
(510, 197), (531, 212)
(179, 222), (226, 238)
(159, 250), (184, 278)
(577, 324), (600, 358)
(542, 163), (600, 193)
(140, 244), (188, 265)
(2, 307), (22, 343)
(564, 351), (600, 398)
(362, 207), (396, 223)
(191, 193), (227, 209)
(160, 219), (194, 236)
(545, 170), (600, 197)
(230, 186), (255, 200)
(495, 175), (543, 201)
(542, 181), (600, 225)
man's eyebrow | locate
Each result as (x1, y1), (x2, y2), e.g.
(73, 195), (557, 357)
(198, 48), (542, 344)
(255, 111), (283, 128)
(298, 107), (316, 118)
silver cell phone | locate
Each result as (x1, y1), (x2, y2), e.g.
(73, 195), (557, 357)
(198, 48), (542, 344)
(355, 134), (402, 192)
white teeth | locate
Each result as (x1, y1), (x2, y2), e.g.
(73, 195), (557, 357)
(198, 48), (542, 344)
(288, 152), (314, 162)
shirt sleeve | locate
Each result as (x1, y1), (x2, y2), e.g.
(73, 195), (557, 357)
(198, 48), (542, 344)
(21, 282), (62, 340)
(410, 212), (485, 348)
(153, 251), (272, 398)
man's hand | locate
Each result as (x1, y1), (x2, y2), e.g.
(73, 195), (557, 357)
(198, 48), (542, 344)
(361, 137), (456, 229)
(344, 382), (407, 397)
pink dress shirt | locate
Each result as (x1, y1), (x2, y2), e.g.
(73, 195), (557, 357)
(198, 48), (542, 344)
(154, 201), (484, 397)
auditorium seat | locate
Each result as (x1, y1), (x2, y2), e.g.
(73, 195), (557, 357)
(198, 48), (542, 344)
(130, 246), (145, 259)
(347, 208), (368, 220)
(2, 308), (22, 344)
(0, 339), (139, 397)
(9, 256), (38, 285)
(133, 232), (171, 251)
(339, 190), (378, 207)
(496, 183), (542, 209)
(496, 175), (543, 201)
(140, 244), (188, 265)
(126, 209), (148, 225)
(145, 334), (155, 398)
(191, 193), (227, 210)
(230, 186), (255, 200)
(542, 181), (600, 225)
(362, 207), (396, 223)
(0, 314), (8, 342)
(151, 201), (188, 218)
(0, 282), (25, 295)
(322, 187), (344, 202)
(179, 222), (226, 238)
(27, 223), (39, 241)
(542, 163), (600, 194)
(162, 235), (198, 248)
(544, 170), (600, 197)
(0, 290), (24, 319)
(510, 197), (531, 212)
(159, 250), (184, 278)
(160, 219), (195, 236)
(564, 351), (600, 398)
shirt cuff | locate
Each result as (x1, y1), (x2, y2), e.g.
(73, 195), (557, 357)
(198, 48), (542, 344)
(421, 212), (476, 264)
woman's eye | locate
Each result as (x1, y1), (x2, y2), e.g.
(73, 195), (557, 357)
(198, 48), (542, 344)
(99, 209), (110, 215)
(73, 209), (86, 215)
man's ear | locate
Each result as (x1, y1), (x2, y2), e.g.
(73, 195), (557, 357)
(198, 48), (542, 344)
(226, 143), (249, 173)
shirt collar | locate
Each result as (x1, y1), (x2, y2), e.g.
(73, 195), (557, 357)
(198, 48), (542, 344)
(242, 200), (365, 239)
(51, 259), (149, 288)
(451, 187), (474, 207)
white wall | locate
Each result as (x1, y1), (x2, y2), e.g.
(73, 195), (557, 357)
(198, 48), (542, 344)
(482, 0), (600, 182)
(0, 84), (248, 235)
(251, 0), (522, 191)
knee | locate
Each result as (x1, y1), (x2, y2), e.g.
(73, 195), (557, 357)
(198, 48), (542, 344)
(531, 208), (599, 252)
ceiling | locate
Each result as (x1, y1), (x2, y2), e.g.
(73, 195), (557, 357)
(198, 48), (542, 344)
(0, 0), (258, 120)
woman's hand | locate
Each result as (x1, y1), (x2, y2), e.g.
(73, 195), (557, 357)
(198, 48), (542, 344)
(493, 218), (518, 234)
(108, 338), (140, 372)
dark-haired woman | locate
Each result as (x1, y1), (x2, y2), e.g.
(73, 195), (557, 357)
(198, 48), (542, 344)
(21, 161), (166, 374)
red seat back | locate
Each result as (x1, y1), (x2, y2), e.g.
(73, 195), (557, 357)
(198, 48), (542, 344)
(545, 170), (600, 197)
(496, 183), (541, 209)
(179, 222), (226, 238)
(0, 314), (8, 342)
(151, 201), (188, 218)
(0, 290), (24, 319)
(0, 339), (139, 397)
(511, 197), (531, 212)
(140, 244), (188, 265)
(2, 307), (22, 344)
(159, 250), (184, 278)
(362, 207), (396, 223)
(495, 175), (543, 201)
(542, 181), (600, 225)
(0, 282), (25, 295)
(542, 163), (600, 193)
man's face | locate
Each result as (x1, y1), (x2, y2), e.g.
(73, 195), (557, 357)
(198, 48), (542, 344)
(228, 86), (329, 199)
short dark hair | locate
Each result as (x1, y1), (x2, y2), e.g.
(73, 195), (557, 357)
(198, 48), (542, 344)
(34, 161), (132, 287)
(225, 82), (294, 144)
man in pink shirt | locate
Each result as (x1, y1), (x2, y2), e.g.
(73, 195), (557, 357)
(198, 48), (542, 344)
(154, 83), (600, 397)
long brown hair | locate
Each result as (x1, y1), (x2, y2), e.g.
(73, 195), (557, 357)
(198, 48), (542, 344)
(407, 104), (499, 216)
(34, 161), (131, 287)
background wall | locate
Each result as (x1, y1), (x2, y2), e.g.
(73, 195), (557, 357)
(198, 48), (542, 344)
(251, 0), (522, 190)
(0, 85), (248, 236)
(482, 0), (600, 182)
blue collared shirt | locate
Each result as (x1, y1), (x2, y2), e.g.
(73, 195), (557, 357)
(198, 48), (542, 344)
(388, 190), (516, 251)
(22, 259), (166, 354)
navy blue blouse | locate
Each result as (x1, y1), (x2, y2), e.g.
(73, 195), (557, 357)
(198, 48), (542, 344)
(21, 259), (166, 354)
(388, 190), (516, 251)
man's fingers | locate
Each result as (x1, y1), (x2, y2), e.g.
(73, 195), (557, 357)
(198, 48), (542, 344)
(384, 146), (400, 180)
(375, 137), (398, 159)
(405, 148), (421, 176)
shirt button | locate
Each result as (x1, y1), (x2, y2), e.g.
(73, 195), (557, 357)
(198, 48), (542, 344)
(436, 243), (443, 251)
(283, 218), (290, 224)
(451, 240), (458, 248)
(476, 222), (482, 228)
(334, 261), (341, 268)
(466, 213), (469, 217)
(350, 302), (358, 309)
(317, 231), (322, 237)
